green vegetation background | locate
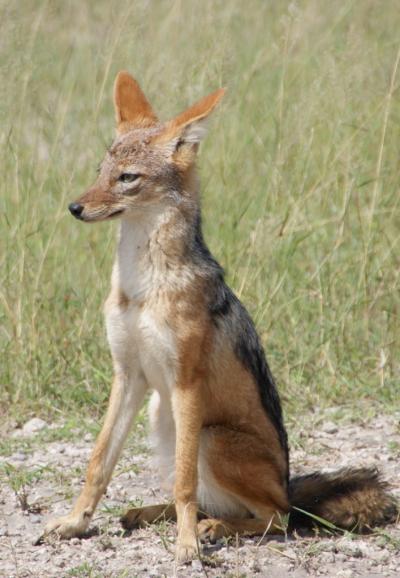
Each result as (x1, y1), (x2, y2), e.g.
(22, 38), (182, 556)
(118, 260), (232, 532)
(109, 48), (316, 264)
(1, 0), (399, 422)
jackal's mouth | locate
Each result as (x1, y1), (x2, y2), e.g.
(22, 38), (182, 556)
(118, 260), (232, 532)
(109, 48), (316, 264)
(69, 200), (126, 222)
(88, 208), (125, 221)
(107, 209), (125, 219)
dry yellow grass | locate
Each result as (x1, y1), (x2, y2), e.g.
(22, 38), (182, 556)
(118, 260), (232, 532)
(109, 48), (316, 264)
(1, 0), (399, 420)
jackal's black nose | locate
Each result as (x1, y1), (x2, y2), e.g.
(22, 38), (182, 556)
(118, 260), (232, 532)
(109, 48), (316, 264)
(68, 203), (84, 218)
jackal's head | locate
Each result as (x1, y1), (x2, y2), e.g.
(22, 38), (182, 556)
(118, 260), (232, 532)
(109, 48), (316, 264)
(69, 71), (225, 222)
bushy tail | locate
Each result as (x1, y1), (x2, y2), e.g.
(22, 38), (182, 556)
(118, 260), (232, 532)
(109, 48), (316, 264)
(288, 467), (398, 531)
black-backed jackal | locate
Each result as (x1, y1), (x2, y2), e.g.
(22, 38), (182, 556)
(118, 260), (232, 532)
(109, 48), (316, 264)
(40, 72), (397, 562)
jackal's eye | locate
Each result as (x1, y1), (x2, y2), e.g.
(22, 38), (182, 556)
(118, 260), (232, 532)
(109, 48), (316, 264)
(118, 173), (141, 183)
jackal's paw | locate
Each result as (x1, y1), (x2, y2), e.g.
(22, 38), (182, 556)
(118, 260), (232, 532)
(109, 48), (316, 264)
(36, 513), (90, 543)
(197, 518), (229, 543)
(175, 537), (199, 563)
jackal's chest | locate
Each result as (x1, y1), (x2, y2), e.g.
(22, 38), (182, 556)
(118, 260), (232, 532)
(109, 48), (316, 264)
(105, 297), (178, 392)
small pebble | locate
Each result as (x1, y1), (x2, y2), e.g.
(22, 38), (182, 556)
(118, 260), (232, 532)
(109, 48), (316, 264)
(322, 421), (338, 434)
(11, 452), (27, 462)
(337, 540), (363, 558)
(191, 559), (202, 571)
(336, 570), (354, 578)
(22, 418), (48, 435)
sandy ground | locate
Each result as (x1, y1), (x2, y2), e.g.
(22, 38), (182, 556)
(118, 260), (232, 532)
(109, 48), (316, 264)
(0, 412), (399, 578)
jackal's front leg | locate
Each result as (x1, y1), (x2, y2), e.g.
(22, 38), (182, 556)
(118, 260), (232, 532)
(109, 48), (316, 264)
(41, 372), (147, 540)
(172, 386), (203, 563)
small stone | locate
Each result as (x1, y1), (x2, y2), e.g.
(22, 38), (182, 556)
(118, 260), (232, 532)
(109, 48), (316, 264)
(191, 559), (202, 571)
(11, 452), (27, 462)
(322, 421), (338, 434)
(374, 550), (390, 563)
(336, 571), (354, 578)
(22, 418), (48, 435)
(337, 539), (363, 558)
(319, 551), (335, 564)
(64, 446), (81, 457)
(32, 488), (53, 501)
(99, 537), (115, 551)
(325, 406), (340, 415)
(319, 539), (336, 552)
(159, 566), (170, 574)
(283, 547), (296, 560)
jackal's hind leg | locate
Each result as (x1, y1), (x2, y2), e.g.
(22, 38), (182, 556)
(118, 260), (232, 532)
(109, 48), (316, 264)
(121, 503), (176, 529)
(197, 425), (289, 543)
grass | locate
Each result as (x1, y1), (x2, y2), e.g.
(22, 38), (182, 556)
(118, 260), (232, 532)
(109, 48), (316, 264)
(0, 462), (51, 510)
(1, 0), (399, 423)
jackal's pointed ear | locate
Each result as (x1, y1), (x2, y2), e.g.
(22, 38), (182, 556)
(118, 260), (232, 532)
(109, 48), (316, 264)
(154, 88), (226, 154)
(113, 71), (158, 132)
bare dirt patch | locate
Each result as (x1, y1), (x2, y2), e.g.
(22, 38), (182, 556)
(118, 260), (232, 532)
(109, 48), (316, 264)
(0, 413), (399, 578)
